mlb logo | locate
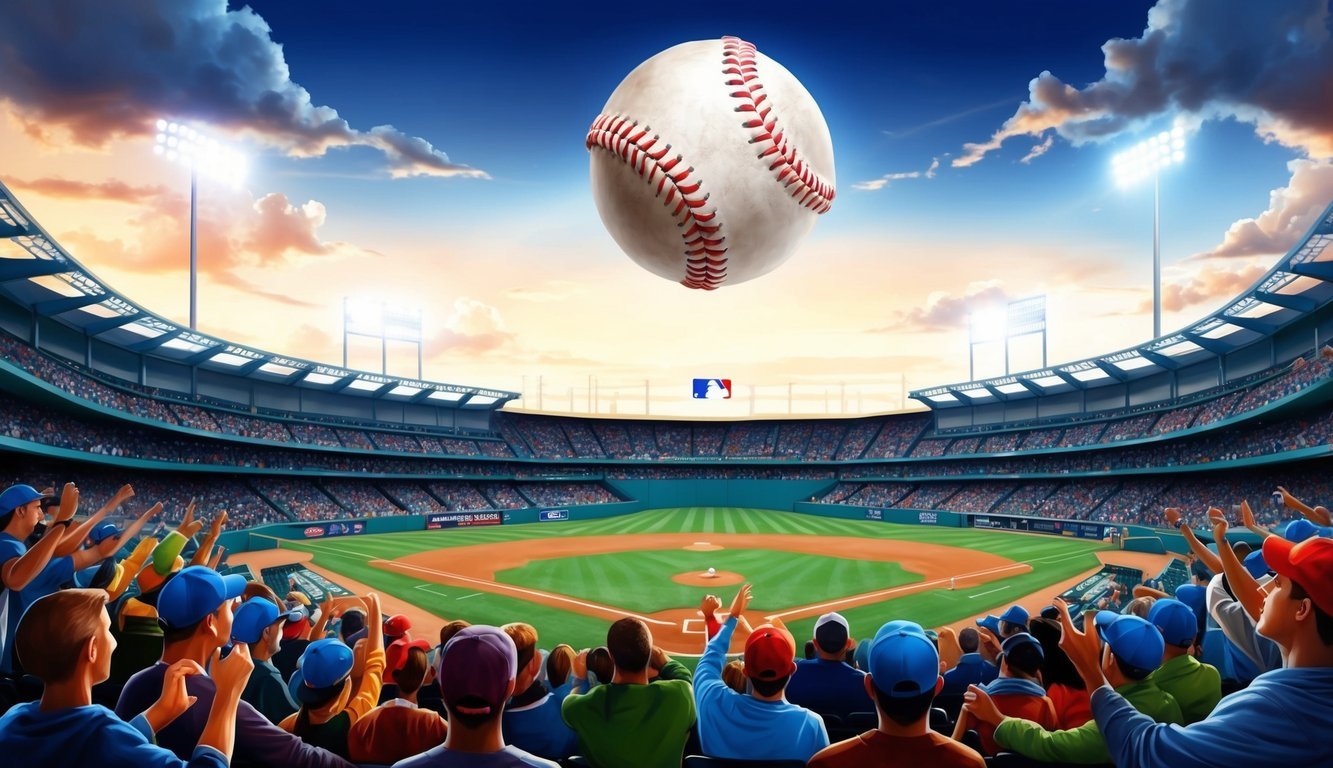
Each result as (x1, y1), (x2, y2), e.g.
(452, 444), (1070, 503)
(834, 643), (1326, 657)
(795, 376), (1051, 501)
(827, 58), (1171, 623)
(692, 378), (732, 399)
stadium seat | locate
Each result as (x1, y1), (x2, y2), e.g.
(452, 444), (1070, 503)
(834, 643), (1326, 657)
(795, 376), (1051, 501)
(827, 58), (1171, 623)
(934, 692), (965, 722)
(929, 706), (952, 734)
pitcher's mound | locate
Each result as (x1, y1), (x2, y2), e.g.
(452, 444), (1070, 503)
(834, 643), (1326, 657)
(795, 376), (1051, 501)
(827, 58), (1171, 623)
(672, 570), (744, 586)
(684, 542), (724, 551)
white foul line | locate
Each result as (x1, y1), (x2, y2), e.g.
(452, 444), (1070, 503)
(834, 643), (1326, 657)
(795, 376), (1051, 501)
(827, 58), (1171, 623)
(372, 559), (674, 627)
(413, 584), (450, 598)
(456, 593), (483, 600)
(969, 586), (1010, 599)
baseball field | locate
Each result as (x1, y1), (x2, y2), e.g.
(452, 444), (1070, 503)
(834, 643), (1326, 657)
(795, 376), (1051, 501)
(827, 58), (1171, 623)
(245, 507), (1129, 658)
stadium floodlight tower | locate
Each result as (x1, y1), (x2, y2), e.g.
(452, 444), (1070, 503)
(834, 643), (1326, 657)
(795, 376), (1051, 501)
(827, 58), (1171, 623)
(1112, 121), (1187, 340)
(153, 119), (248, 330)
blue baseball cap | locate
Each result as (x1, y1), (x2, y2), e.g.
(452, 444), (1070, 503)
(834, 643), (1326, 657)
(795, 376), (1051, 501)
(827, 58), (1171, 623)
(156, 565), (246, 629)
(1243, 550), (1271, 579)
(232, 598), (285, 644)
(1095, 611), (1165, 672)
(1284, 519), (1322, 543)
(999, 605), (1030, 628)
(298, 639), (354, 703)
(0, 484), (46, 515)
(868, 621), (939, 698)
(89, 523), (121, 545)
(975, 614), (1002, 636)
(1147, 598), (1197, 647)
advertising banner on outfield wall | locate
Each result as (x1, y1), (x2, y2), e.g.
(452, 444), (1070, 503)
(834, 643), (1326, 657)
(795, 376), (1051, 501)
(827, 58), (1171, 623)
(301, 521), (366, 539)
(865, 509), (883, 521)
(539, 509), (570, 522)
(972, 515), (1106, 541)
(425, 511), (503, 530)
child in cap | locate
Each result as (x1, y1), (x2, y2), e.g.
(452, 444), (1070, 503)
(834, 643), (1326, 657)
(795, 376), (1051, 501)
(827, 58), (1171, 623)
(348, 637), (447, 764)
(232, 595), (302, 724)
(279, 593), (385, 760)
(397, 625), (558, 767)
(809, 620), (984, 768)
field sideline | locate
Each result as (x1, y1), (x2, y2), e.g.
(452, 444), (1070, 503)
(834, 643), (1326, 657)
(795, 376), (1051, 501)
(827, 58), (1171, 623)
(259, 507), (1113, 656)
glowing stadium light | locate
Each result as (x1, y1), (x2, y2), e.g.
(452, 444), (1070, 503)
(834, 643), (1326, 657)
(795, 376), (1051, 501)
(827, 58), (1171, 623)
(152, 118), (249, 330)
(1112, 119), (1188, 340)
(342, 297), (424, 378)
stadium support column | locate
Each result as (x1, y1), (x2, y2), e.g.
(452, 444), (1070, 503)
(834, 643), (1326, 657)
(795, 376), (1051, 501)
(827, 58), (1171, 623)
(1153, 171), (1161, 339)
(190, 168), (197, 330)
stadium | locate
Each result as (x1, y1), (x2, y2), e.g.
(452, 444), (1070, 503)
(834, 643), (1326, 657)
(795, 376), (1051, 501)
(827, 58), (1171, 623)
(3, 3), (1333, 767)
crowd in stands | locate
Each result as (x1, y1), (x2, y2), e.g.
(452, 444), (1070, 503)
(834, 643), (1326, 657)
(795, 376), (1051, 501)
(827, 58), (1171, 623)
(3, 475), (1332, 767)
(522, 483), (620, 507)
(722, 423), (777, 457)
(822, 472), (1333, 530)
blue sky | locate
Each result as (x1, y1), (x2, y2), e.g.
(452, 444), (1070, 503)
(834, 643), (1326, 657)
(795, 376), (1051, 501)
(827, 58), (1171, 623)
(1, 0), (1330, 415)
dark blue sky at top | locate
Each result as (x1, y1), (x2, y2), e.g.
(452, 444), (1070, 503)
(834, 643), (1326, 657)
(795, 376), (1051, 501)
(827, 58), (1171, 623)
(226, 0), (1292, 262)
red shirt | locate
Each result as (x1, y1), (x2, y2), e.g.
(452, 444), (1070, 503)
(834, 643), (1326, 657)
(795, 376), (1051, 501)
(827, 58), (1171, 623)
(965, 692), (1059, 755)
(1047, 683), (1093, 729)
(348, 700), (448, 765)
(808, 729), (985, 768)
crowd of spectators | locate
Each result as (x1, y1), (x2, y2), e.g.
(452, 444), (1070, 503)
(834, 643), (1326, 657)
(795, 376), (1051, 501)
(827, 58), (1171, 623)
(479, 482), (530, 510)
(321, 480), (399, 518)
(561, 422), (606, 459)
(428, 481), (501, 511)
(692, 426), (725, 457)
(522, 483), (620, 507)
(5, 474), (1332, 766)
(722, 423), (777, 457)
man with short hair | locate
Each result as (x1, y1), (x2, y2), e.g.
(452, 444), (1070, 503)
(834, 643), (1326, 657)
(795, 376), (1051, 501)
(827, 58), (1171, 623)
(0, 588), (253, 767)
(396, 626), (557, 767)
(967, 610), (1182, 764)
(808, 620), (984, 767)
(1070, 535), (1333, 766)
(1145, 597), (1221, 724)
(694, 584), (828, 762)
(116, 566), (353, 768)
(232, 594), (303, 724)
(499, 622), (577, 761)
(561, 617), (695, 768)
(784, 611), (872, 719)
(942, 627), (998, 695)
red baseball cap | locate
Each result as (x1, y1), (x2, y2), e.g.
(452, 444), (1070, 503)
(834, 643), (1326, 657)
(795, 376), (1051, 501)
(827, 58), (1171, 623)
(386, 637), (432, 673)
(1263, 535), (1333, 616)
(744, 623), (797, 680)
(384, 614), (412, 638)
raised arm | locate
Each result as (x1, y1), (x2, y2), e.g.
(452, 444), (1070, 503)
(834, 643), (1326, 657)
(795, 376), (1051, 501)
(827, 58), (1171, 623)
(1207, 509), (1265, 622)
(1238, 500), (1273, 540)
(1276, 485), (1332, 527)
(58, 484), (135, 557)
(1166, 507), (1223, 574)
(189, 511), (227, 567)
(1, 483), (76, 591)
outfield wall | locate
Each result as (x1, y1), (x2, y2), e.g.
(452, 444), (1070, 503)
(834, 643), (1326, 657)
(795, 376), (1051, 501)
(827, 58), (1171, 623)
(609, 479), (832, 510)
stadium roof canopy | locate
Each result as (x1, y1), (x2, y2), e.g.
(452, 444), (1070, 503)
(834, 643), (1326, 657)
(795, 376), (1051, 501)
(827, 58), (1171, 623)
(911, 197), (1333, 409)
(0, 180), (518, 411)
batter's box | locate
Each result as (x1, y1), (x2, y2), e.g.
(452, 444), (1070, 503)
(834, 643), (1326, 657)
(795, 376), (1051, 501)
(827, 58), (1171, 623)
(681, 618), (705, 635)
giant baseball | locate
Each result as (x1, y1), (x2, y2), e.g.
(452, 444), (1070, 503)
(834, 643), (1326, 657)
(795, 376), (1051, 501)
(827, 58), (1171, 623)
(587, 37), (836, 290)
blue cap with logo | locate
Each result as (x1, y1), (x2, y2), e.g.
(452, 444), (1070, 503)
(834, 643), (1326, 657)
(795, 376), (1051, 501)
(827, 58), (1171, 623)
(868, 620), (939, 698)
(156, 565), (246, 629)
(975, 614), (1002, 636)
(1095, 611), (1165, 672)
(1147, 598), (1197, 647)
(0, 485), (46, 515)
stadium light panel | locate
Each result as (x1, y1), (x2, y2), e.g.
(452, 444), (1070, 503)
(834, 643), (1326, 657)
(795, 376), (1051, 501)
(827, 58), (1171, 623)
(969, 308), (1007, 343)
(1113, 121), (1187, 188)
(154, 120), (247, 188)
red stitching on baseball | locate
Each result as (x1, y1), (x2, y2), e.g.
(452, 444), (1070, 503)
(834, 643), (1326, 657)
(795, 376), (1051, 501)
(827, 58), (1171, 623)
(722, 36), (836, 214)
(587, 113), (728, 290)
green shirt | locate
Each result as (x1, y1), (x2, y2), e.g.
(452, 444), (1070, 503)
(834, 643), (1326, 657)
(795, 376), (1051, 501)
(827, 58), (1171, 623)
(561, 679), (695, 768)
(1149, 653), (1221, 725)
(994, 678), (1183, 764)
(241, 658), (299, 725)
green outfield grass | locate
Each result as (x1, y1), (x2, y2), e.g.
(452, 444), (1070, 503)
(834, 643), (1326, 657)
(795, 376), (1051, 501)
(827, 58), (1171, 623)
(274, 507), (1108, 657)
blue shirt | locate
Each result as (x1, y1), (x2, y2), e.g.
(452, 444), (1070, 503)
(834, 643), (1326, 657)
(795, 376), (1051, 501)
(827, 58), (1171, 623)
(0, 702), (225, 768)
(784, 657), (872, 719)
(695, 617), (829, 762)
(502, 681), (578, 761)
(1091, 666), (1333, 768)
(0, 532), (74, 674)
(942, 653), (998, 695)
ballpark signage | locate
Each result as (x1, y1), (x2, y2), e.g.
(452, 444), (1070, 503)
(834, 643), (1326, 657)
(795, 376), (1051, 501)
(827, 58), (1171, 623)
(539, 509), (570, 522)
(865, 509), (883, 521)
(917, 511), (938, 525)
(425, 511), (503, 530)
(301, 521), (366, 539)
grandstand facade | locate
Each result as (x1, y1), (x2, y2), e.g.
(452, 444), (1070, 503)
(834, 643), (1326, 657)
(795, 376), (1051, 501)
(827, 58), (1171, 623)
(2, 178), (1332, 539)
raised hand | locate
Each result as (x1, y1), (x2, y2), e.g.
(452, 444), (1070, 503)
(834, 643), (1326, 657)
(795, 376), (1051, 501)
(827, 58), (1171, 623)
(700, 594), (722, 615)
(649, 645), (670, 671)
(728, 584), (753, 619)
(211, 643), (254, 698)
(1164, 507), (1182, 527)
(207, 511), (228, 539)
(55, 482), (79, 523)
(1054, 597), (1106, 689)
(1207, 507), (1228, 538)
(1240, 500), (1256, 529)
